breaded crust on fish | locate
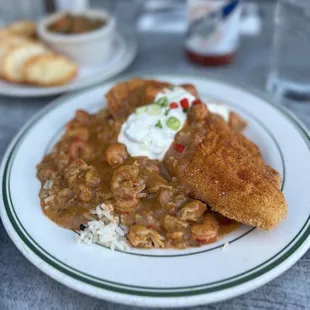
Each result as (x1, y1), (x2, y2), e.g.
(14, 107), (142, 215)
(165, 115), (287, 230)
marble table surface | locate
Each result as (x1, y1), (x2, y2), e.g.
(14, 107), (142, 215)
(0, 2), (309, 310)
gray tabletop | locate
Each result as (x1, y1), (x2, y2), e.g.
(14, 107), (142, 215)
(1, 2), (309, 310)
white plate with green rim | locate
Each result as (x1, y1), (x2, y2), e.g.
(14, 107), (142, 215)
(0, 31), (137, 97)
(1, 74), (310, 308)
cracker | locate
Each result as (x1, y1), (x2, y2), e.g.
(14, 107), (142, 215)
(2, 43), (46, 83)
(23, 54), (78, 86)
(7, 20), (37, 38)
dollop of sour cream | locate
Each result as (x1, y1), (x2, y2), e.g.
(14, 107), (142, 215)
(118, 87), (196, 160)
(118, 87), (230, 160)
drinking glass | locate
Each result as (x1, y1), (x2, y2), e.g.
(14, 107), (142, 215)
(266, 0), (310, 101)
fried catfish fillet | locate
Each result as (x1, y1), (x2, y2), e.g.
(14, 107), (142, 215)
(106, 79), (287, 229)
(165, 115), (287, 230)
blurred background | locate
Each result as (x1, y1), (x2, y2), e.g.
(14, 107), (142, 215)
(1, 0), (304, 101)
(0, 0), (305, 103)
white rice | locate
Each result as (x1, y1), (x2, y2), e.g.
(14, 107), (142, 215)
(43, 180), (54, 190)
(223, 242), (229, 250)
(76, 203), (130, 251)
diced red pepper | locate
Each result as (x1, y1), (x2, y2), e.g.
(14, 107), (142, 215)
(180, 98), (189, 109)
(169, 102), (178, 109)
(192, 99), (201, 105)
(174, 143), (185, 153)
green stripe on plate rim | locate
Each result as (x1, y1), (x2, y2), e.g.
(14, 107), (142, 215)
(2, 75), (310, 297)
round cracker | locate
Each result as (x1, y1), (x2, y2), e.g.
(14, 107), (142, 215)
(22, 53), (78, 86)
(2, 43), (47, 83)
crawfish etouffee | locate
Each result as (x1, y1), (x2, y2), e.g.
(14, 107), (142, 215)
(37, 79), (287, 250)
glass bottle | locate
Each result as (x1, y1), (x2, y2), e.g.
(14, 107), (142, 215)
(185, 0), (243, 66)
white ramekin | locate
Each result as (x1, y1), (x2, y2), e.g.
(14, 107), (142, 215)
(37, 9), (116, 65)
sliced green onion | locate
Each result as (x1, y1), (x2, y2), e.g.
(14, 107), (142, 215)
(164, 109), (170, 116)
(155, 120), (163, 129)
(166, 116), (181, 131)
(147, 104), (162, 115)
(136, 106), (147, 114)
(156, 97), (169, 107)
